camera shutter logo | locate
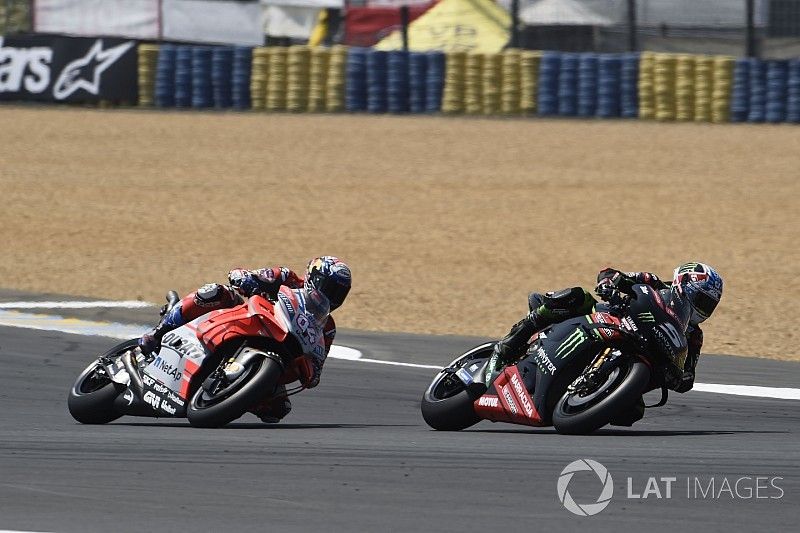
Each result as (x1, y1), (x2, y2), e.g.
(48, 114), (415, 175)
(557, 459), (614, 516)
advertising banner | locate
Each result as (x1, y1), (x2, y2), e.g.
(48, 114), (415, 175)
(0, 35), (137, 102)
(34, 0), (159, 39)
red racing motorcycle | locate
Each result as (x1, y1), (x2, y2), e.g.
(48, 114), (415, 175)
(68, 286), (329, 428)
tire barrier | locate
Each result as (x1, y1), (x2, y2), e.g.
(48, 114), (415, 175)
(730, 58), (750, 122)
(425, 51), (445, 113)
(464, 52), (483, 115)
(232, 47), (252, 110)
(520, 51), (541, 115)
(620, 53), (639, 118)
(442, 51), (466, 114)
(387, 51), (409, 114)
(577, 53), (598, 117)
(174, 46), (192, 108)
(482, 53), (501, 115)
(345, 47), (368, 112)
(638, 51), (655, 120)
(138, 44), (159, 107)
(557, 53), (578, 116)
(250, 47), (268, 111)
(501, 49), (521, 115)
(326, 45), (347, 113)
(138, 44), (800, 123)
(747, 58), (766, 123)
(287, 46), (311, 113)
(367, 49), (388, 113)
(766, 60), (788, 123)
(675, 55), (695, 121)
(308, 47), (329, 113)
(266, 46), (288, 112)
(538, 52), (560, 116)
(211, 47), (233, 109)
(154, 45), (176, 108)
(788, 59), (800, 123)
(597, 54), (621, 118)
(711, 56), (734, 123)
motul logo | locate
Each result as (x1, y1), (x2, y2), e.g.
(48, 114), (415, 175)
(478, 396), (499, 407)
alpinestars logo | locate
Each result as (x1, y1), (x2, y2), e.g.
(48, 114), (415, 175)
(52, 40), (134, 100)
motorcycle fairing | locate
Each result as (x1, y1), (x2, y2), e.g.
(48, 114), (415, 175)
(474, 366), (544, 426)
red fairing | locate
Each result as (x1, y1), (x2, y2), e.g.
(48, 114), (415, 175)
(590, 312), (623, 341)
(195, 295), (288, 352)
(474, 367), (543, 426)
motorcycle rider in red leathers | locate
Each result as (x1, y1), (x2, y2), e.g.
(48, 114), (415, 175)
(138, 256), (352, 423)
(490, 262), (723, 424)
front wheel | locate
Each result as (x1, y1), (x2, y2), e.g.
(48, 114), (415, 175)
(187, 352), (282, 428)
(552, 359), (650, 435)
(68, 339), (136, 424)
(420, 343), (493, 431)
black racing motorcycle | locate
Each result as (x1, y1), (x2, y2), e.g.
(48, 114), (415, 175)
(421, 284), (689, 434)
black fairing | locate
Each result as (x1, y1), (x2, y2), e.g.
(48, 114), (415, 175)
(626, 284), (689, 369)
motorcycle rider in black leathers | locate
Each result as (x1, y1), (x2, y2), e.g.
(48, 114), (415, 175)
(490, 263), (723, 411)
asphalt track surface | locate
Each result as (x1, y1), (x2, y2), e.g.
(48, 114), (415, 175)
(1, 302), (799, 532)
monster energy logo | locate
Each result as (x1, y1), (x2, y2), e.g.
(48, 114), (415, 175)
(638, 312), (656, 323)
(678, 263), (700, 274)
(555, 329), (588, 359)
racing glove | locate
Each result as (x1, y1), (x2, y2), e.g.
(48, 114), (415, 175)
(295, 355), (321, 388)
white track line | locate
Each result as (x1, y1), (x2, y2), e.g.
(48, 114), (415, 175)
(0, 300), (153, 309)
(0, 309), (798, 400)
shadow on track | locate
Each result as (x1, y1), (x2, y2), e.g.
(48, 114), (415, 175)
(464, 428), (788, 437)
(108, 422), (417, 430)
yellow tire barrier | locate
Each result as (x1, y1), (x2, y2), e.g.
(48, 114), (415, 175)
(308, 47), (330, 113)
(464, 52), (484, 115)
(712, 56), (734, 123)
(266, 46), (288, 112)
(287, 45), (311, 112)
(675, 54), (695, 121)
(654, 53), (676, 121)
(638, 52), (655, 120)
(482, 53), (501, 116)
(326, 45), (347, 113)
(520, 50), (541, 115)
(501, 49), (521, 115)
(441, 51), (466, 114)
(693, 55), (713, 122)
(250, 47), (269, 111)
(137, 44), (159, 107)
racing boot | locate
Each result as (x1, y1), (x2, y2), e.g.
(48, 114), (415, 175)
(138, 304), (184, 356)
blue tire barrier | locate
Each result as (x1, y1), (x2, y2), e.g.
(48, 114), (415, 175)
(387, 50), (409, 114)
(620, 52), (640, 118)
(367, 49), (388, 113)
(730, 58), (750, 122)
(345, 47), (368, 112)
(425, 51), (446, 113)
(598, 54), (622, 118)
(747, 58), (766, 123)
(537, 52), (560, 116)
(577, 53), (598, 117)
(191, 47), (213, 109)
(787, 59), (800, 123)
(231, 46), (252, 110)
(558, 53), (578, 116)
(409, 52), (427, 114)
(174, 46), (193, 108)
(211, 47), (233, 109)
(765, 60), (788, 123)
(154, 44), (176, 108)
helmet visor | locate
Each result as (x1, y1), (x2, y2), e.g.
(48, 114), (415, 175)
(693, 290), (718, 320)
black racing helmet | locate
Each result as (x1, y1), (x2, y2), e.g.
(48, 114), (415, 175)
(304, 256), (352, 311)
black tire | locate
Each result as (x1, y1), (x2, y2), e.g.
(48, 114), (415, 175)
(552, 360), (650, 435)
(68, 339), (136, 424)
(420, 343), (493, 431)
(187, 352), (282, 428)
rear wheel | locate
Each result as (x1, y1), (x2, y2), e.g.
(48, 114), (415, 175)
(552, 359), (650, 435)
(187, 352), (282, 428)
(67, 340), (136, 424)
(420, 343), (493, 431)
